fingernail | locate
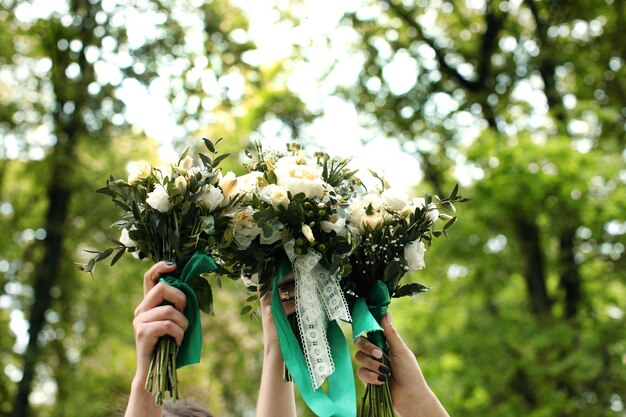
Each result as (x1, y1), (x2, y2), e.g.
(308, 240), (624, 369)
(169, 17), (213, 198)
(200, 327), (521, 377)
(378, 364), (391, 375)
(372, 348), (383, 359)
(166, 261), (174, 266)
(377, 374), (388, 382)
(386, 312), (392, 324)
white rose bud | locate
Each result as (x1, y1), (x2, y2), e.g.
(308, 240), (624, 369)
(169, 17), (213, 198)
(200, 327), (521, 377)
(411, 197), (439, 224)
(198, 185), (225, 212)
(274, 157), (326, 199)
(362, 193), (383, 212)
(174, 176), (187, 195)
(127, 161), (152, 184)
(219, 171), (239, 200)
(321, 214), (346, 235)
(146, 184), (172, 213)
(237, 171), (264, 196)
(382, 188), (408, 212)
(404, 240), (426, 272)
(179, 155), (193, 170)
(260, 184), (290, 210)
(301, 224), (315, 243)
(120, 228), (142, 259)
(360, 212), (383, 231)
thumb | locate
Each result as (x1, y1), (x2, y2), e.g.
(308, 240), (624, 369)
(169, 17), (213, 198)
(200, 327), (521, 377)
(381, 312), (405, 351)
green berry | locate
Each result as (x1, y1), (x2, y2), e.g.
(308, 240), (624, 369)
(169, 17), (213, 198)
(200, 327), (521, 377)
(295, 238), (305, 246)
(294, 247), (303, 255)
(317, 243), (327, 252)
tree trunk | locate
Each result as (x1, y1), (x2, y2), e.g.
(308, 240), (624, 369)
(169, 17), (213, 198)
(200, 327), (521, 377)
(512, 215), (552, 316)
(10, 138), (76, 417)
(558, 227), (582, 319)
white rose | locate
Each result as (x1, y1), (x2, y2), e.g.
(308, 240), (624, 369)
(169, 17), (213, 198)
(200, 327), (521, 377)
(382, 188), (408, 212)
(360, 212), (383, 231)
(362, 193), (383, 211)
(348, 200), (366, 228)
(219, 171), (238, 200)
(274, 157), (326, 199)
(301, 224), (315, 243)
(127, 161), (152, 184)
(146, 184), (172, 213)
(259, 184), (290, 210)
(237, 171), (264, 196)
(321, 214), (346, 235)
(232, 207), (261, 249)
(174, 176), (187, 195)
(404, 240), (426, 272)
(198, 185), (224, 211)
(411, 198), (439, 224)
(120, 228), (142, 259)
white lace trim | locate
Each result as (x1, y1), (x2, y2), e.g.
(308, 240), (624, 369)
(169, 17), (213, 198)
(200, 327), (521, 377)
(284, 240), (352, 389)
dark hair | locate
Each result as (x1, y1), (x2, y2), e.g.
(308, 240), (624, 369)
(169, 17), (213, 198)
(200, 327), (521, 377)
(162, 402), (213, 417)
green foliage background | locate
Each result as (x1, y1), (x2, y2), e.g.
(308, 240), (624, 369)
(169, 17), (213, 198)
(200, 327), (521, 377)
(0, 0), (624, 416)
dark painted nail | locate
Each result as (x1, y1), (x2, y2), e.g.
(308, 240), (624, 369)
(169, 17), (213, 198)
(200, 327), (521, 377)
(166, 261), (174, 266)
(377, 374), (388, 382)
(378, 364), (391, 375)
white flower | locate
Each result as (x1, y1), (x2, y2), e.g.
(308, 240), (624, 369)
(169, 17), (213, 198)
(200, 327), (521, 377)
(146, 184), (172, 213)
(179, 155), (193, 170)
(120, 228), (142, 259)
(127, 161), (152, 184)
(404, 240), (426, 271)
(237, 171), (264, 196)
(360, 212), (383, 231)
(301, 224), (315, 243)
(259, 184), (290, 210)
(362, 193), (383, 211)
(232, 207), (261, 249)
(321, 214), (346, 235)
(198, 185), (224, 211)
(219, 171), (239, 200)
(274, 157), (326, 199)
(382, 188), (408, 212)
(174, 176), (187, 195)
(411, 198), (439, 224)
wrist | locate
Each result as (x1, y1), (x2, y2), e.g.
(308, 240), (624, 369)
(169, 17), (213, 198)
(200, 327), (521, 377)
(394, 387), (435, 417)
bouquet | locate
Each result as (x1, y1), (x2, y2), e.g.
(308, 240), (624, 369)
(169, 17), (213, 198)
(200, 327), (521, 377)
(221, 143), (360, 417)
(343, 179), (467, 417)
(81, 139), (239, 404)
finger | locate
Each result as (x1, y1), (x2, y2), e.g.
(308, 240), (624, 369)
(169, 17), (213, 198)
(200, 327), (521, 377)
(381, 312), (406, 351)
(135, 320), (185, 346)
(143, 261), (177, 295)
(135, 282), (186, 316)
(354, 336), (384, 360)
(355, 351), (391, 375)
(134, 305), (189, 331)
(357, 367), (386, 386)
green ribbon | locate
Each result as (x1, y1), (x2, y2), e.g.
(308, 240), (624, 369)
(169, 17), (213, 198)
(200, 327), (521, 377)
(350, 281), (390, 350)
(159, 250), (217, 368)
(271, 259), (356, 417)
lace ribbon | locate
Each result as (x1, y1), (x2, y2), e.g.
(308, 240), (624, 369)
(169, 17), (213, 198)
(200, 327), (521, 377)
(284, 240), (352, 389)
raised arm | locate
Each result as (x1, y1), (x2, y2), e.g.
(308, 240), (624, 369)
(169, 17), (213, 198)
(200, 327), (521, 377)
(125, 262), (188, 417)
(354, 312), (449, 417)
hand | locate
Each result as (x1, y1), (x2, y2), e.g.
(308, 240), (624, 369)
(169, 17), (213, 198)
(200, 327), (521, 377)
(354, 312), (449, 417)
(126, 261), (189, 417)
(132, 262), (189, 381)
(259, 273), (296, 349)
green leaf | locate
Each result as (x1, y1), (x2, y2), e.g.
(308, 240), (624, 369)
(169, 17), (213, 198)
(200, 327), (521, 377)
(392, 283), (430, 298)
(212, 153), (229, 166)
(95, 248), (114, 262)
(110, 248), (126, 266)
(203, 138), (215, 153)
(189, 276), (213, 315)
(240, 305), (252, 315)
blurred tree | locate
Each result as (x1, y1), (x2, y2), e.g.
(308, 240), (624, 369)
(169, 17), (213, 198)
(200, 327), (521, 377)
(0, 0), (308, 416)
(290, 0), (626, 415)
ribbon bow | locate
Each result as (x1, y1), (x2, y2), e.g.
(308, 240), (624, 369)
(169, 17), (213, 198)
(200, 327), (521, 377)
(283, 240), (352, 388)
(159, 250), (217, 368)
